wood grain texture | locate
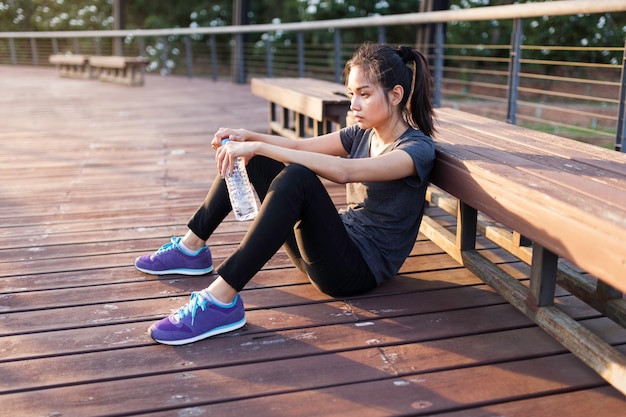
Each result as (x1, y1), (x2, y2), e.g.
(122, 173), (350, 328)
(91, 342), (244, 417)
(1, 66), (624, 416)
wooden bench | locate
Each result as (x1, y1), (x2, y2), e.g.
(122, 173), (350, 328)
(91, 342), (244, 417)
(88, 56), (149, 86)
(49, 54), (90, 79)
(422, 107), (626, 395)
(251, 77), (351, 139)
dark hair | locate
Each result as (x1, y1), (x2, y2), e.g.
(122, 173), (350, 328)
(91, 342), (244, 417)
(343, 43), (436, 137)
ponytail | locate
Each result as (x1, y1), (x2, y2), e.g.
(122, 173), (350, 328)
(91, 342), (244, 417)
(403, 46), (436, 138)
(344, 43), (436, 137)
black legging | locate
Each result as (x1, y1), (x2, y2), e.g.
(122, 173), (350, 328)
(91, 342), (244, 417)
(187, 156), (377, 297)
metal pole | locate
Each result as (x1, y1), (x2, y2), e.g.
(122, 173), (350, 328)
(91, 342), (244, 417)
(9, 38), (16, 65)
(112, 0), (125, 56)
(378, 26), (386, 44)
(208, 35), (218, 81)
(184, 36), (193, 79)
(232, 0), (248, 84)
(298, 31), (305, 78)
(334, 29), (342, 83)
(30, 38), (38, 66)
(506, 18), (523, 125)
(265, 36), (273, 78)
(433, 22), (444, 108)
(233, 33), (245, 83)
(160, 36), (168, 75)
(615, 39), (626, 152)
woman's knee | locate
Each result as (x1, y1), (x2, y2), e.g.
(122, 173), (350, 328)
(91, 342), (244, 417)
(271, 163), (318, 193)
(284, 163), (316, 179)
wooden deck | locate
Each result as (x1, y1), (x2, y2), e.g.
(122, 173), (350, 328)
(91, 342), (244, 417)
(1, 65), (625, 416)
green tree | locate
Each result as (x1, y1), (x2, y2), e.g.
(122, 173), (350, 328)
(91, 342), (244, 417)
(0, 0), (113, 31)
(447, 0), (626, 65)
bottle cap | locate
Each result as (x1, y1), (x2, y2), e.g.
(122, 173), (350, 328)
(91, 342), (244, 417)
(221, 138), (230, 146)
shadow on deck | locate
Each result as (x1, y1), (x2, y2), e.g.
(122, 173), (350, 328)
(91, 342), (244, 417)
(0, 65), (624, 416)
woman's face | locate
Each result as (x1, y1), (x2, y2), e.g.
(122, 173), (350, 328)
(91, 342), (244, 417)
(346, 66), (391, 130)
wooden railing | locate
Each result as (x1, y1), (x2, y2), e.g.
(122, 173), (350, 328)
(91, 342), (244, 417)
(1, 0), (626, 150)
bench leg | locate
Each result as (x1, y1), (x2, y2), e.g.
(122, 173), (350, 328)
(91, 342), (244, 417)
(268, 102), (277, 134)
(314, 119), (323, 137)
(530, 243), (558, 307)
(421, 193), (626, 396)
(282, 108), (290, 133)
(457, 201), (477, 251)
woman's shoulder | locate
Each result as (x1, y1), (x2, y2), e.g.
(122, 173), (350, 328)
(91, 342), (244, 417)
(340, 124), (371, 148)
(341, 123), (369, 138)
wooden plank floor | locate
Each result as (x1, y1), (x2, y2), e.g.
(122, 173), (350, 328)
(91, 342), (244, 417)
(1, 65), (625, 417)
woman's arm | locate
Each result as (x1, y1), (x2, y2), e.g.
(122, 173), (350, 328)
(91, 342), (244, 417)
(212, 127), (347, 157)
(217, 140), (417, 184)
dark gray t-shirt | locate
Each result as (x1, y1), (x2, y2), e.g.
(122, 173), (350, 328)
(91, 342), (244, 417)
(339, 124), (435, 284)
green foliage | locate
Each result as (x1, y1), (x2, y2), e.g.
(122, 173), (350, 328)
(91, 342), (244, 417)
(0, 0), (113, 31)
(447, 0), (626, 65)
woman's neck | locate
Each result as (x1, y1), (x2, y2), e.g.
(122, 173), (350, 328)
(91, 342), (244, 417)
(370, 120), (409, 156)
(372, 117), (410, 144)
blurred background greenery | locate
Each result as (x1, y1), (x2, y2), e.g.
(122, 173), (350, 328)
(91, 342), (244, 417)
(1, 0), (624, 65)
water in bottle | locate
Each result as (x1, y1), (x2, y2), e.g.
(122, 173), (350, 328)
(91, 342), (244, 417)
(221, 139), (258, 221)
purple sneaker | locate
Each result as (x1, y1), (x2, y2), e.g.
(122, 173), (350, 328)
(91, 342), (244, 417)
(148, 291), (246, 345)
(135, 236), (214, 275)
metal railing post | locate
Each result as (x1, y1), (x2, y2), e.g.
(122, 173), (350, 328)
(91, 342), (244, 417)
(208, 35), (218, 81)
(334, 29), (342, 83)
(506, 18), (523, 125)
(113, 37), (123, 56)
(433, 22), (445, 108)
(615, 39), (626, 152)
(233, 32), (245, 83)
(30, 38), (39, 65)
(298, 31), (305, 78)
(160, 36), (169, 75)
(378, 26), (386, 44)
(137, 37), (143, 57)
(9, 38), (16, 65)
(184, 36), (193, 79)
(265, 36), (273, 78)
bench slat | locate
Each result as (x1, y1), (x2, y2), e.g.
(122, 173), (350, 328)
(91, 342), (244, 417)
(435, 120), (626, 209)
(89, 56), (149, 69)
(49, 54), (89, 65)
(437, 107), (626, 177)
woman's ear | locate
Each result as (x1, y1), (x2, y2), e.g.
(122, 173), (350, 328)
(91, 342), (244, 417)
(389, 85), (404, 106)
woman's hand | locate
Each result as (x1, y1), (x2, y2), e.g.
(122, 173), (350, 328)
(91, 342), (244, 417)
(211, 127), (249, 149)
(215, 139), (259, 178)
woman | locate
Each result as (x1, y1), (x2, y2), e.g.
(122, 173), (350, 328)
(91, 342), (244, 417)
(136, 43), (436, 345)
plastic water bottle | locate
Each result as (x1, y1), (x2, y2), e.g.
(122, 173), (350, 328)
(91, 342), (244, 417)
(220, 139), (258, 221)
